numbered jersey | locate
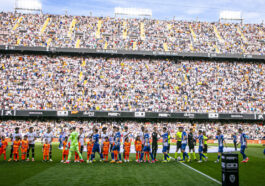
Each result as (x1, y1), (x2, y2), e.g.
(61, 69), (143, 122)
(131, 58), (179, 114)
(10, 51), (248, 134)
(144, 133), (150, 146)
(69, 131), (79, 146)
(26, 132), (37, 145)
(198, 135), (204, 147)
(43, 132), (53, 144)
(216, 134), (224, 147)
(101, 132), (108, 144)
(240, 133), (247, 146)
(122, 131), (129, 142)
(181, 131), (187, 144)
(79, 133), (85, 146)
(93, 134), (100, 145)
(114, 132), (121, 146)
(162, 132), (168, 146)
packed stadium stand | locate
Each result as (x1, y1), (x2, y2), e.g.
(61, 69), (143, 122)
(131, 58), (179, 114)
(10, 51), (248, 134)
(0, 54), (264, 113)
(1, 11), (265, 127)
(0, 11), (265, 167)
(0, 12), (265, 54)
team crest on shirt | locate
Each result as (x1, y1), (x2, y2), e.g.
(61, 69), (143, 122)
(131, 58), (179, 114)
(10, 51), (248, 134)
(229, 174), (235, 183)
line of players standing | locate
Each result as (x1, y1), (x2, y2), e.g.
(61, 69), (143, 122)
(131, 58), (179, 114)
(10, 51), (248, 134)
(0, 127), (54, 161)
(60, 125), (210, 163)
(0, 125), (251, 163)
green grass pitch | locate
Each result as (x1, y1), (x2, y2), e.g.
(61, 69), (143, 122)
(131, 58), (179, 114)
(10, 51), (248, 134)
(0, 143), (264, 186)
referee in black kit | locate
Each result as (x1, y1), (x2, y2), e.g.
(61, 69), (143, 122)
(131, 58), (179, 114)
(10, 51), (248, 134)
(152, 127), (158, 161)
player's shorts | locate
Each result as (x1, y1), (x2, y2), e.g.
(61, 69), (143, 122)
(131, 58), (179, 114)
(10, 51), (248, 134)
(263, 149), (265, 155)
(112, 144), (120, 152)
(92, 144), (100, 153)
(63, 150), (69, 155)
(102, 149), (109, 155)
(110, 143), (113, 152)
(136, 147), (142, 152)
(177, 141), (182, 149)
(203, 144), (208, 153)
(162, 146), (168, 153)
(152, 143), (158, 149)
(181, 144), (187, 151)
(80, 146), (84, 153)
(70, 145), (79, 152)
(167, 144), (170, 152)
(240, 145), (246, 153)
(0, 148), (2, 155)
(87, 150), (92, 155)
(188, 143), (194, 150)
(143, 146), (150, 152)
(218, 146), (224, 153)
(198, 146), (203, 153)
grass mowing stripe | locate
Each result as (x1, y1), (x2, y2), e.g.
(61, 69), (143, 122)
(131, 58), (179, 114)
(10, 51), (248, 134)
(179, 162), (222, 185)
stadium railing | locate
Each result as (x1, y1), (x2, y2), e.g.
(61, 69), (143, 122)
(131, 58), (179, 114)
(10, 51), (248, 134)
(0, 45), (264, 60)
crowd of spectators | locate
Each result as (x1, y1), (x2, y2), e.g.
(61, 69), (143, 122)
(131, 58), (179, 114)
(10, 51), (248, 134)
(1, 120), (264, 140)
(0, 12), (265, 54)
(1, 54), (264, 113)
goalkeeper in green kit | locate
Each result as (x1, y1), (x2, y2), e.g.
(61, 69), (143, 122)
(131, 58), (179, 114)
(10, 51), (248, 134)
(65, 127), (84, 164)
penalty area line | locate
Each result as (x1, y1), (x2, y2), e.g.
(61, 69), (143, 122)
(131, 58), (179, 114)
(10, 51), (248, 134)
(179, 162), (222, 185)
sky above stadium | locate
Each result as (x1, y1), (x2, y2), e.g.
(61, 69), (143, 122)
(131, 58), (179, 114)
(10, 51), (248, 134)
(1, 0), (265, 23)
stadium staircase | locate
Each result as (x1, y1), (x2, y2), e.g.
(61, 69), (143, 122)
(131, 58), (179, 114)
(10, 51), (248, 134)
(123, 21), (127, 39)
(79, 71), (83, 81)
(75, 39), (80, 48)
(104, 41), (108, 49)
(236, 26), (247, 53)
(96, 20), (102, 39)
(133, 41), (137, 50)
(82, 60), (86, 67)
(12, 16), (23, 31)
(140, 22), (145, 40)
(189, 24), (196, 51)
(212, 25), (224, 53)
(46, 38), (52, 47)
(163, 43), (169, 51)
(236, 26), (248, 43)
(40, 18), (50, 35)
(213, 44), (220, 53)
(68, 18), (77, 39)
(189, 24), (197, 42)
(16, 37), (21, 45)
(213, 25), (224, 43)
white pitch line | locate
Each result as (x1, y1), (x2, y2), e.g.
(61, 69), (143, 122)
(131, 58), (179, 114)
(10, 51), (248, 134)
(179, 162), (222, 185)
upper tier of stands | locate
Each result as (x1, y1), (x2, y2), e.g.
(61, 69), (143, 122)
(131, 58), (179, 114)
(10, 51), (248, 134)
(0, 12), (265, 55)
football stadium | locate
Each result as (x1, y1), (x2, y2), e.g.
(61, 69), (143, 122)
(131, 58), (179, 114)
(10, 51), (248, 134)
(0, 0), (265, 186)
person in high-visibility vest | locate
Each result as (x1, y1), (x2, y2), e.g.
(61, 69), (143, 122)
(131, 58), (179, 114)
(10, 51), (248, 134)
(175, 127), (182, 160)
(203, 131), (208, 159)
(167, 134), (171, 160)
(167, 134), (171, 153)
